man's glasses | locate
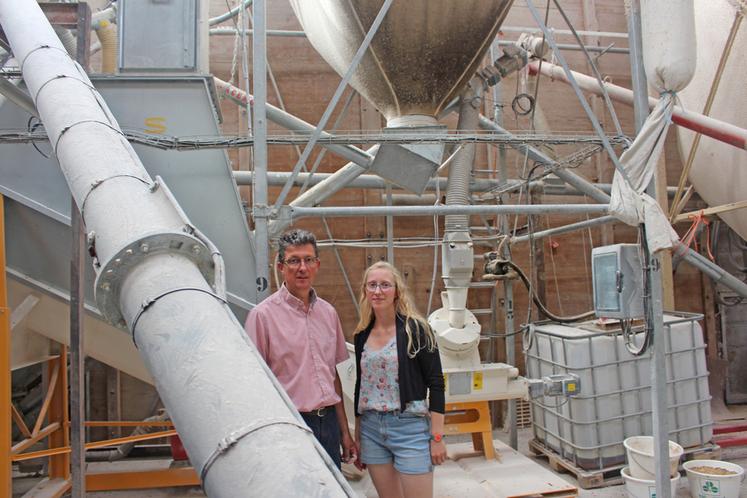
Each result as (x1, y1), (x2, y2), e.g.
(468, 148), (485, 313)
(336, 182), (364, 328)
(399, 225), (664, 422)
(282, 256), (319, 269)
(365, 281), (394, 292)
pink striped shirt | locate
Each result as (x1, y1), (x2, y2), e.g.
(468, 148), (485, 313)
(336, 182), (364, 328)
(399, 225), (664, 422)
(244, 284), (349, 412)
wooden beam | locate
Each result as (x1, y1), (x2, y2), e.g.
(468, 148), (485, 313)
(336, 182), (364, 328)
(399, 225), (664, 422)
(11, 422), (61, 455)
(86, 467), (200, 491)
(21, 477), (71, 498)
(32, 362), (59, 436)
(10, 295), (39, 331)
(674, 199), (747, 224)
(11, 403), (32, 438)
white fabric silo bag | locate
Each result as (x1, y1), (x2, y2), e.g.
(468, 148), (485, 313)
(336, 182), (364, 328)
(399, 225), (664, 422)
(609, 0), (697, 253)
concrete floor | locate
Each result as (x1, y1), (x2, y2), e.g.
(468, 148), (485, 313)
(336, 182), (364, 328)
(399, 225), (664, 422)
(12, 426), (747, 497)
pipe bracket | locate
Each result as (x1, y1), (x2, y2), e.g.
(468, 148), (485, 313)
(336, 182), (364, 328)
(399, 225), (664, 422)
(130, 287), (227, 348)
(80, 173), (152, 224)
(199, 419), (313, 486)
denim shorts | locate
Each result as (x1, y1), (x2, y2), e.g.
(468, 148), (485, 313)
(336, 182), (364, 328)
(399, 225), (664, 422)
(359, 410), (432, 474)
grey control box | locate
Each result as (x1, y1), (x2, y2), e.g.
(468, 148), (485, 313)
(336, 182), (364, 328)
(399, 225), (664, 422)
(591, 244), (644, 319)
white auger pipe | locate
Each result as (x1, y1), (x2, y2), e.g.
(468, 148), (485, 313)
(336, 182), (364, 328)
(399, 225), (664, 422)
(0, 2), (351, 496)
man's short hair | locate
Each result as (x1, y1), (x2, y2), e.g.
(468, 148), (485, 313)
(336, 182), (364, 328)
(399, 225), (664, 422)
(278, 228), (318, 262)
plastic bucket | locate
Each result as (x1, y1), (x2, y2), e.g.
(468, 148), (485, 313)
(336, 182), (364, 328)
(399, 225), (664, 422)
(683, 459), (745, 498)
(624, 436), (684, 479)
(621, 466), (680, 498)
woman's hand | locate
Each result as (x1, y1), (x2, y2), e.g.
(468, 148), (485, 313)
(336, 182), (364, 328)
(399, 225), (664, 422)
(430, 439), (447, 465)
(354, 422), (366, 470)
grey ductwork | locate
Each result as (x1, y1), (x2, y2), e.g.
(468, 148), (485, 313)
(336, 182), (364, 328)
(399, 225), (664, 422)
(442, 80), (482, 329)
(0, 2), (351, 496)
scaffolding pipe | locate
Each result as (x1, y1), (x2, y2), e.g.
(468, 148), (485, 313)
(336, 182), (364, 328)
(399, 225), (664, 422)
(233, 172), (683, 198)
(214, 78), (374, 170)
(287, 204), (608, 218)
(0, 74), (37, 117)
(478, 113), (747, 298)
(0, 2), (350, 496)
(528, 61), (747, 151)
(511, 215), (619, 244)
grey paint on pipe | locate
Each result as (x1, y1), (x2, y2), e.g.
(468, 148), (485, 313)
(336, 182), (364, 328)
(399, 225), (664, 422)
(0, 1), (350, 496)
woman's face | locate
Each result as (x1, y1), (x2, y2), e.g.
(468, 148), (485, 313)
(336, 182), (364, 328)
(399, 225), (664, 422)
(365, 268), (397, 313)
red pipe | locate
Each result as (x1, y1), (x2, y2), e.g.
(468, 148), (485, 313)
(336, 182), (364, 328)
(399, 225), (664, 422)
(714, 423), (747, 435)
(528, 61), (747, 151)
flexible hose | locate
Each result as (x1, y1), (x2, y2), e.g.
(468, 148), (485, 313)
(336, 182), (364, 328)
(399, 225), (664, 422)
(53, 26), (77, 56)
(95, 20), (118, 74)
(86, 411), (170, 462)
(505, 260), (596, 323)
(445, 82), (481, 233)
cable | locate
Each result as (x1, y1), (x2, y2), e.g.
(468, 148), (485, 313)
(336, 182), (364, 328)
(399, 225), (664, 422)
(504, 259), (596, 323)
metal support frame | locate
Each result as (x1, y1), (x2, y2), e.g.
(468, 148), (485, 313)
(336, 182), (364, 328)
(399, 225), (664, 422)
(70, 200), (85, 497)
(0, 196), (10, 498)
(511, 215), (618, 244)
(252, 0), (270, 300)
(525, 0), (629, 184)
(479, 114), (747, 299)
(285, 204), (608, 219)
(627, 4), (669, 497)
(272, 0), (394, 211)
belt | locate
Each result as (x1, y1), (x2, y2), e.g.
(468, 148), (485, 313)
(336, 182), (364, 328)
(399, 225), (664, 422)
(300, 405), (334, 417)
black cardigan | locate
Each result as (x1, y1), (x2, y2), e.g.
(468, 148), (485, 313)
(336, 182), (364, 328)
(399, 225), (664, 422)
(354, 314), (445, 416)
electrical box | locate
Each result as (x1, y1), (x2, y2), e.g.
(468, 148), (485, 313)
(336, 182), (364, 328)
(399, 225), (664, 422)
(591, 244), (644, 319)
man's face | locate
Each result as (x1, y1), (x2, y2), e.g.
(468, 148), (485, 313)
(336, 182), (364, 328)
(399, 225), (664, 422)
(278, 243), (320, 300)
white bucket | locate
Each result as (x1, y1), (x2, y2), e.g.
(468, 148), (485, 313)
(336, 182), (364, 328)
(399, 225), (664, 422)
(623, 436), (684, 479)
(683, 459), (745, 498)
(621, 466), (680, 498)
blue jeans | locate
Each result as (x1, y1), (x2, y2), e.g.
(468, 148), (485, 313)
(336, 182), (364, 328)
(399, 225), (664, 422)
(359, 410), (432, 474)
(301, 408), (341, 469)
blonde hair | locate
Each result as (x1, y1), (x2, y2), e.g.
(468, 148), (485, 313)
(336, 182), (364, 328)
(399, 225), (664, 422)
(354, 261), (437, 357)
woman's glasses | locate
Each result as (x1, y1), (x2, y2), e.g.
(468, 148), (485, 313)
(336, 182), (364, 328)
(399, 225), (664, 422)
(366, 281), (394, 292)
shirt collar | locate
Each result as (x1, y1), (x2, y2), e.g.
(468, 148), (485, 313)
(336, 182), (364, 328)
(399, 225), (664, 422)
(279, 283), (317, 311)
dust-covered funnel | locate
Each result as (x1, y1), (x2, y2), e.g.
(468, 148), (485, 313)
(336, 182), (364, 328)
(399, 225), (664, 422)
(290, 0), (514, 193)
(290, 0), (512, 123)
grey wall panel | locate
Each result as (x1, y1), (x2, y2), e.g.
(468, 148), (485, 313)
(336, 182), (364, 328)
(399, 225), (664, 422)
(0, 76), (256, 318)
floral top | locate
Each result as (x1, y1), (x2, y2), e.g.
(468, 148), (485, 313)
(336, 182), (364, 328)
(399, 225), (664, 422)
(358, 335), (428, 415)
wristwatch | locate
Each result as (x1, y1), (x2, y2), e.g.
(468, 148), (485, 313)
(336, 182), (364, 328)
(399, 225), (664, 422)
(430, 433), (443, 443)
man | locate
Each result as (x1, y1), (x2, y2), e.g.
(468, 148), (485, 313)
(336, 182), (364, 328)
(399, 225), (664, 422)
(244, 228), (356, 468)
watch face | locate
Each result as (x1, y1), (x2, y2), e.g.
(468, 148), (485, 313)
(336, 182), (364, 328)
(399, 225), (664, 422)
(431, 434), (442, 442)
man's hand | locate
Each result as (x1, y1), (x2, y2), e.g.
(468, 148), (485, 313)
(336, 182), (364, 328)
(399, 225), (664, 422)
(430, 440), (447, 465)
(341, 431), (357, 464)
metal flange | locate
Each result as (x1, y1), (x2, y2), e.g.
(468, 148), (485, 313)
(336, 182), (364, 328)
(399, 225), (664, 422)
(94, 230), (214, 328)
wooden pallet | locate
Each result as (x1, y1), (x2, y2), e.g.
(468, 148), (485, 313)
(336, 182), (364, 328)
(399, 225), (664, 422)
(528, 439), (624, 490)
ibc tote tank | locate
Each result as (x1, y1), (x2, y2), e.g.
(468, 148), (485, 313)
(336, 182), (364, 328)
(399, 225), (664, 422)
(525, 313), (713, 471)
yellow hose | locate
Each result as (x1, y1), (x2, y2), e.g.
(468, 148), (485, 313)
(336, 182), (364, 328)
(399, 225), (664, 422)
(95, 20), (118, 74)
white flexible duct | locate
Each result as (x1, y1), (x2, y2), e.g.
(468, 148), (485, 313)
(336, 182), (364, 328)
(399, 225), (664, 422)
(0, 1), (351, 496)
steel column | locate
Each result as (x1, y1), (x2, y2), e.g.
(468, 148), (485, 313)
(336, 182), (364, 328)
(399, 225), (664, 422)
(252, 0), (270, 300)
(70, 200), (85, 496)
(0, 196), (10, 498)
(628, 4), (670, 498)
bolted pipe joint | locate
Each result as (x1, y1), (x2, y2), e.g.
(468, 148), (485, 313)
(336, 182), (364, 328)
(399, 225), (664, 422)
(92, 179), (214, 329)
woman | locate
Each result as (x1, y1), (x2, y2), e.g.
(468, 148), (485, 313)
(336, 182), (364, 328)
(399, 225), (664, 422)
(353, 261), (446, 498)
